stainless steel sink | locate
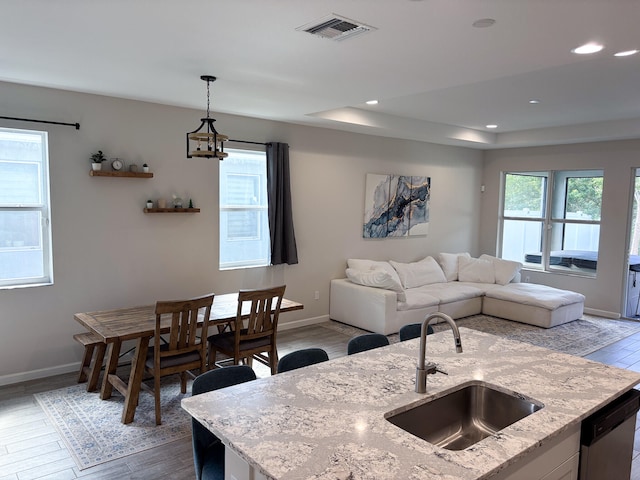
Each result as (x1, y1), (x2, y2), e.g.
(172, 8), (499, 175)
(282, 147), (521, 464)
(386, 381), (544, 450)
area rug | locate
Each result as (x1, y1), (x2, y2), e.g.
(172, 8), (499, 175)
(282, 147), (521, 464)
(34, 377), (192, 470)
(321, 314), (640, 357)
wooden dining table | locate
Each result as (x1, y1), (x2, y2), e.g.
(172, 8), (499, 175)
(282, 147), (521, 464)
(73, 293), (303, 424)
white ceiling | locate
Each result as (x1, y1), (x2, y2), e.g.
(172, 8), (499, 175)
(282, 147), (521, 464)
(2, 0), (639, 149)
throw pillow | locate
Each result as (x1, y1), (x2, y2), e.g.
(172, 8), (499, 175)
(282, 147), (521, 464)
(479, 254), (522, 285)
(347, 259), (403, 287)
(389, 256), (447, 289)
(458, 256), (496, 283)
(347, 258), (377, 271)
(345, 268), (406, 302)
(436, 252), (471, 282)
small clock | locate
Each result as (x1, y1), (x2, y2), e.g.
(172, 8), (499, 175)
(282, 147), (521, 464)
(111, 159), (124, 171)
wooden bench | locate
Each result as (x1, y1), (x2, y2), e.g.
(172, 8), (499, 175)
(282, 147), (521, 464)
(73, 332), (106, 392)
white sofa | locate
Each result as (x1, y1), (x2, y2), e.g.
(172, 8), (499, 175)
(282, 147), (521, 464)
(329, 253), (585, 335)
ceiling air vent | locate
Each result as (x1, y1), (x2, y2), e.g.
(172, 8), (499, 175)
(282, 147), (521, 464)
(296, 14), (376, 41)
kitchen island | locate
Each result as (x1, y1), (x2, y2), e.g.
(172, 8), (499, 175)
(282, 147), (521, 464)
(182, 328), (640, 479)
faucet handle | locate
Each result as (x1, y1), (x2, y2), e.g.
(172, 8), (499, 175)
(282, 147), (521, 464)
(426, 362), (448, 375)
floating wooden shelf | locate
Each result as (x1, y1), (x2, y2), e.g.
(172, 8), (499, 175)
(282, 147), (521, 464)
(144, 208), (200, 213)
(90, 170), (153, 178)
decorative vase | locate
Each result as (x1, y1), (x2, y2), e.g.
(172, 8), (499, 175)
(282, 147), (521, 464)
(143, 166), (149, 173)
(146, 201), (153, 209)
(91, 163), (102, 171)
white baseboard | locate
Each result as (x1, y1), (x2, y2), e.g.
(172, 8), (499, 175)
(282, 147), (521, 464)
(278, 314), (329, 331)
(584, 307), (620, 319)
(0, 315), (331, 387)
(0, 362), (79, 387)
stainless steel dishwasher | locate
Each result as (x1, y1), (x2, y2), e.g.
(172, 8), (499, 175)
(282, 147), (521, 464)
(579, 388), (640, 479)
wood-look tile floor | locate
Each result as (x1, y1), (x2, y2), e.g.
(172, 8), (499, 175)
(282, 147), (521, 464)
(2, 324), (640, 479)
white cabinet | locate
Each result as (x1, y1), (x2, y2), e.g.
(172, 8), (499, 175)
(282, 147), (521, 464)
(492, 424), (580, 480)
(225, 447), (267, 480)
(540, 453), (579, 480)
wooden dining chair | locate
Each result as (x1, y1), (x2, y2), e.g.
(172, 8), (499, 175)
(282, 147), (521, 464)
(207, 285), (285, 375)
(144, 293), (215, 425)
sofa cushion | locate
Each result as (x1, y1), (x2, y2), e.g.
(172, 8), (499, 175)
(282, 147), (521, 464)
(413, 282), (485, 304)
(458, 257), (496, 283)
(485, 283), (585, 310)
(479, 254), (522, 285)
(345, 268), (405, 302)
(436, 252), (471, 282)
(398, 289), (440, 310)
(457, 282), (504, 295)
(389, 256), (446, 289)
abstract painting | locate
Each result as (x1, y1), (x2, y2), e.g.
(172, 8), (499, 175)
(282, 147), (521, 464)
(363, 174), (430, 238)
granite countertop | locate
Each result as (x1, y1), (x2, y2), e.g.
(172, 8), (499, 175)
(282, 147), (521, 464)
(181, 328), (640, 480)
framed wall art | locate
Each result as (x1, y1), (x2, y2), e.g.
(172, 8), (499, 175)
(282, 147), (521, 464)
(363, 173), (430, 238)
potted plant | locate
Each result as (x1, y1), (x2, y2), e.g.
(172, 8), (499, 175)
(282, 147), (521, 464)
(90, 150), (106, 171)
(146, 199), (154, 209)
(142, 163), (150, 173)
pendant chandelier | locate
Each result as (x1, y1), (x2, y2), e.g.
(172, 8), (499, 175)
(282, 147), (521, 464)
(186, 75), (228, 159)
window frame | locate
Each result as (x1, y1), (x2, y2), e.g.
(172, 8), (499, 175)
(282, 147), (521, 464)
(499, 169), (603, 276)
(0, 127), (53, 288)
(218, 147), (270, 270)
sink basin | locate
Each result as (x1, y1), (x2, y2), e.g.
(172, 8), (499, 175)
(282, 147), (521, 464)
(386, 381), (543, 450)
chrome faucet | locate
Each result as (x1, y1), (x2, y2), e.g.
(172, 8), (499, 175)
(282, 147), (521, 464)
(415, 312), (463, 393)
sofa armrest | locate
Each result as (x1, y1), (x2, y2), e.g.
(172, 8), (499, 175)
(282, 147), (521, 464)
(329, 278), (399, 335)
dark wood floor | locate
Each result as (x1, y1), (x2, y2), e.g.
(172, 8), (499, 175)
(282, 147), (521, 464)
(2, 323), (640, 480)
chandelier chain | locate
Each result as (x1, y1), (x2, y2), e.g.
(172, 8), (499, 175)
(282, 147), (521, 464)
(206, 79), (211, 118)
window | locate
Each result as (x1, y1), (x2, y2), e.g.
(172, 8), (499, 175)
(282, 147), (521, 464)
(0, 127), (53, 287)
(219, 148), (270, 269)
(500, 170), (603, 276)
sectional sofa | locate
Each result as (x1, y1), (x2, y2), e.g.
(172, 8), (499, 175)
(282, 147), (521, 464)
(329, 253), (585, 335)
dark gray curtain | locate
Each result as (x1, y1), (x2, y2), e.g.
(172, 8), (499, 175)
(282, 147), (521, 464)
(266, 142), (298, 265)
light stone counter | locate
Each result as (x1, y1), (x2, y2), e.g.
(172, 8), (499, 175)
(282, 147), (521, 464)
(182, 328), (640, 479)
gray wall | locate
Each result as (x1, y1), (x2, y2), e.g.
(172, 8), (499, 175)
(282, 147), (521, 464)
(0, 81), (483, 383)
(480, 140), (640, 316)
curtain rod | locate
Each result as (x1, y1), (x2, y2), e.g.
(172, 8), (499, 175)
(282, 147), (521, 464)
(0, 115), (80, 130)
(228, 139), (268, 146)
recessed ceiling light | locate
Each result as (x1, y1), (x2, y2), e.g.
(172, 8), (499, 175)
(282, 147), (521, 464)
(486, 124), (498, 129)
(366, 100), (379, 105)
(614, 49), (639, 57)
(472, 18), (496, 28)
(529, 99), (540, 104)
(571, 43), (604, 55)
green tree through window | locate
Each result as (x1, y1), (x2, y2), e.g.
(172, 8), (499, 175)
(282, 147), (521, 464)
(566, 177), (603, 220)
